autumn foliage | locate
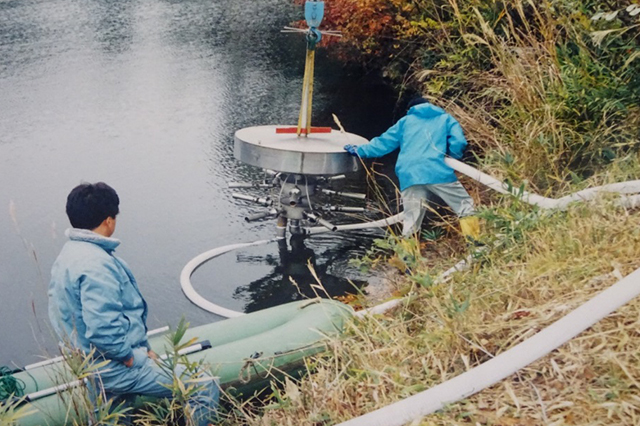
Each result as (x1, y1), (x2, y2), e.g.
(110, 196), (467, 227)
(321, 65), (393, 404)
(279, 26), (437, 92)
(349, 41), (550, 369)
(319, 0), (419, 56)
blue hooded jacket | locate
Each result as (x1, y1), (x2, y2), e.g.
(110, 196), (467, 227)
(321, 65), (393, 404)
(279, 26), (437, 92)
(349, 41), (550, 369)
(48, 229), (149, 363)
(356, 102), (468, 191)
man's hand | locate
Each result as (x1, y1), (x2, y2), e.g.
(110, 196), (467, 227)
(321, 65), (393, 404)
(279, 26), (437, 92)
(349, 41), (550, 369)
(148, 350), (159, 360)
(344, 144), (358, 156)
(123, 356), (134, 368)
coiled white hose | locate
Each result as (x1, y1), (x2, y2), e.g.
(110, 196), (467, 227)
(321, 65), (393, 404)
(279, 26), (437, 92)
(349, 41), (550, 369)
(180, 215), (404, 317)
(179, 238), (282, 318)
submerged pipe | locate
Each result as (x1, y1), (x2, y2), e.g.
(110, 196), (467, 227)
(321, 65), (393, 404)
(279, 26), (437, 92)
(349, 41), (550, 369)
(316, 217), (337, 232)
(304, 212), (338, 232)
(326, 206), (367, 213)
(228, 182), (274, 189)
(232, 193), (272, 207)
(245, 208), (279, 222)
(305, 212), (403, 235)
(321, 188), (367, 200)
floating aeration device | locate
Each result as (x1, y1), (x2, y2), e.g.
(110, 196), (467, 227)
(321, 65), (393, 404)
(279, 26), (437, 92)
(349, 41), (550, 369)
(230, 0), (373, 238)
(181, 1), (403, 317)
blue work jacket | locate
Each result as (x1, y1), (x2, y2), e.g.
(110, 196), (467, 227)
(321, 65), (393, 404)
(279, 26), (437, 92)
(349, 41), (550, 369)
(48, 229), (149, 363)
(357, 102), (468, 191)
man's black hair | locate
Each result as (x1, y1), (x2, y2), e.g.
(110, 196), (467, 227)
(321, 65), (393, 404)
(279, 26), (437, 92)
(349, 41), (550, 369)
(407, 96), (428, 111)
(66, 182), (119, 230)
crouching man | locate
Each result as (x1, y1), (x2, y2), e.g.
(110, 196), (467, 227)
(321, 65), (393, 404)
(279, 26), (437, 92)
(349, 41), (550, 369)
(48, 182), (218, 425)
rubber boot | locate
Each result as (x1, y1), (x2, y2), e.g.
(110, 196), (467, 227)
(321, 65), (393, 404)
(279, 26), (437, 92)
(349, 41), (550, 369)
(459, 216), (480, 242)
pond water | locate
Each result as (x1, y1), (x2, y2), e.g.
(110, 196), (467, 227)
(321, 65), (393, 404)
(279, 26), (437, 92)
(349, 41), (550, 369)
(0, 0), (398, 366)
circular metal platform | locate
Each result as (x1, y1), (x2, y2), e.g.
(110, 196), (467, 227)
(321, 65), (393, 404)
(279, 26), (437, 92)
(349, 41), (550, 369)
(234, 125), (367, 175)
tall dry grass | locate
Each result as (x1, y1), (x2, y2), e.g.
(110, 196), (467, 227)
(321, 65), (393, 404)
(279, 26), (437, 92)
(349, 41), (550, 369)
(414, 0), (640, 195)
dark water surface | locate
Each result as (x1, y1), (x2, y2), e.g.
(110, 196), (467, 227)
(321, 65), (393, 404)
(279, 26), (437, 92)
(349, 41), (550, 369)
(0, 0), (396, 365)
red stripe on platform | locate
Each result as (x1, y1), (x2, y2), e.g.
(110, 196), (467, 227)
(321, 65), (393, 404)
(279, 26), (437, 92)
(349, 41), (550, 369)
(275, 127), (333, 134)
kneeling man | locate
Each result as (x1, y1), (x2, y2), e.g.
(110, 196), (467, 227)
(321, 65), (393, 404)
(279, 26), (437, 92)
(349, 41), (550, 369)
(48, 182), (218, 425)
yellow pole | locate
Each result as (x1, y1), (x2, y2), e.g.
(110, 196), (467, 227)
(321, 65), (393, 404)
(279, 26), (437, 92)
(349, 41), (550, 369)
(297, 50), (311, 136)
(297, 48), (316, 136)
(305, 49), (315, 135)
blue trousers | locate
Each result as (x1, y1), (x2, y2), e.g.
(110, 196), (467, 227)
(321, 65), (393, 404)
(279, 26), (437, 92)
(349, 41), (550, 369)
(94, 347), (219, 426)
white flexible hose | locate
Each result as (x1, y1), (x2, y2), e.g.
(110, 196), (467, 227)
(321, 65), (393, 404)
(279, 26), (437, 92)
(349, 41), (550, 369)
(556, 181), (640, 209)
(355, 299), (402, 318)
(619, 193), (640, 209)
(179, 238), (281, 318)
(446, 158), (640, 210)
(305, 212), (403, 235)
(338, 266), (640, 426)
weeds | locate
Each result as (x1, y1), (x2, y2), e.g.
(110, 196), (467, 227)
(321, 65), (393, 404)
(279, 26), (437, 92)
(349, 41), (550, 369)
(0, 397), (35, 426)
(135, 318), (218, 426)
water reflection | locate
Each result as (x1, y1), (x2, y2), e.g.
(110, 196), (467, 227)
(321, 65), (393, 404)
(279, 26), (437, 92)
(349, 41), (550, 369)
(0, 0), (397, 366)
(233, 235), (367, 312)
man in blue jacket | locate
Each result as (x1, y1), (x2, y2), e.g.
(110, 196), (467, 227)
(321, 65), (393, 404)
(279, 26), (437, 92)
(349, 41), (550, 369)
(344, 97), (480, 240)
(48, 182), (218, 425)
